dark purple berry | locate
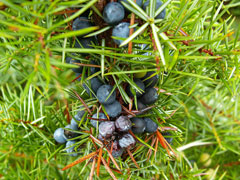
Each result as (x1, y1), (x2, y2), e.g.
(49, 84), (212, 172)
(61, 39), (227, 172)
(99, 121), (115, 138)
(115, 116), (132, 132)
(103, 2), (125, 25)
(90, 112), (107, 128)
(140, 88), (158, 105)
(111, 140), (124, 158)
(97, 85), (116, 105)
(131, 117), (146, 134)
(144, 117), (158, 133)
(119, 133), (136, 148)
(104, 100), (122, 118)
(126, 79), (145, 97)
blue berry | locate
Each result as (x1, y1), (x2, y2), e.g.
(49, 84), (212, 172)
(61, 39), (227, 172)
(162, 132), (173, 144)
(64, 125), (79, 139)
(141, 71), (159, 88)
(119, 133), (136, 148)
(75, 37), (96, 49)
(144, 117), (158, 133)
(103, 2), (125, 25)
(90, 112), (107, 128)
(97, 85), (116, 105)
(54, 128), (67, 144)
(72, 17), (93, 35)
(66, 140), (78, 157)
(70, 110), (86, 128)
(99, 121), (115, 138)
(140, 88), (158, 105)
(112, 22), (130, 46)
(143, 0), (166, 19)
(104, 100), (122, 118)
(118, 0), (143, 8)
(131, 117), (146, 134)
(66, 57), (83, 73)
(90, 60), (100, 75)
(127, 79), (145, 97)
(115, 116), (132, 132)
(135, 100), (146, 110)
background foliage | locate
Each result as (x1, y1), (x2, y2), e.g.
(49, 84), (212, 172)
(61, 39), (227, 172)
(0, 0), (240, 179)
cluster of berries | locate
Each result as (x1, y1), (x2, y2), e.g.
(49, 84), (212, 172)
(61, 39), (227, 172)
(53, 0), (172, 157)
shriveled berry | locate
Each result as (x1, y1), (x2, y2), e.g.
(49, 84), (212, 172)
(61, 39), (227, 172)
(119, 133), (136, 148)
(131, 117), (146, 134)
(90, 112), (107, 128)
(103, 2), (125, 25)
(66, 140), (79, 157)
(140, 88), (158, 105)
(141, 71), (159, 88)
(143, 0), (166, 19)
(54, 128), (67, 144)
(111, 140), (124, 158)
(144, 117), (158, 133)
(105, 100), (122, 118)
(99, 121), (115, 138)
(115, 116), (132, 132)
(97, 85), (116, 105)
(126, 79), (145, 97)
(112, 22), (130, 46)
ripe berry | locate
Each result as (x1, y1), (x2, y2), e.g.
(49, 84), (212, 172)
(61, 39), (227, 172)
(89, 77), (103, 94)
(103, 2), (125, 25)
(115, 116), (132, 132)
(66, 140), (78, 157)
(143, 0), (166, 19)
(162, 132), (173, 144)
(104, 100), (122, 118)
(119, 133), (136, 148)
(90, 60), (100, 75)
(144, 117), (158, 133)
(72, 17), (93, 36)
(54, 128), (67, 144)
(135, 100), (146, 110)
(112, 22), (130, 46)
(99, 121), (115, 138)
(64, 125), (79, 139)
(131, 117), (146, 134)
(70, 110), (86, 128)
(118, 0), (143, 8)
(90, 112), (107, 128)
(140, 88), (158, 105)
(97, 85), (116, 105)
(141, 71), (158, 88)
(75, 37), (96, 49)
(66, 57), (82, 73)
(111, 140), (124, 158)
(126, 79), (145, 97)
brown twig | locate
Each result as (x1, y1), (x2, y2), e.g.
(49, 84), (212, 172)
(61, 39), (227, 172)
(126, 148), (140, 169)
(73, 90), (92, 115)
